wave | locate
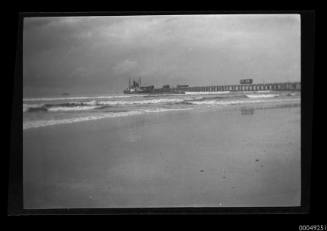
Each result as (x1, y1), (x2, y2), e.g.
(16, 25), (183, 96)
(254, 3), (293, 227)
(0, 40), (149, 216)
(141, 108), (193, 113)
(23, 98), (188, 112)
(23, 107), (193, 130)
(142, 93), (187, 98)
(47, 105), (100, 112)
(23, 97), (300, 130)
(23, 95), (142, 102)
(91, 96), (209, 106)
(184, 91), (230, 95)
(23, 102), (104, 112)
(23, 93), (292, 113)
(286, 92), (299, 96)
(256, 90), (272, 93)
(246, 94), (279, 98)
(190, 94), (247, 102)
(23, 103), (46, 112)
(189, 98), (299, 106)
(92, 98), (186, 106)
(190, 100), (240, 105)
(23, 111), (142, 130)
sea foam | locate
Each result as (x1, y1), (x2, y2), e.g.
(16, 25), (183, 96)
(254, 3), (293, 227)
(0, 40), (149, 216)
(94, 98), (185, 105)
(184, 91), (231, 95)
(190, 98), (299, 106)
(23, 107), (193, 130)
(23, 95), (142, 102)
(47, 105), (100, 112)
(23, 103), (46, 112)
(246, 94), (279, 99)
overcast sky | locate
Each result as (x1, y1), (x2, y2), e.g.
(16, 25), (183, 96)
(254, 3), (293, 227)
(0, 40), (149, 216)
(23, 14), (300, 97)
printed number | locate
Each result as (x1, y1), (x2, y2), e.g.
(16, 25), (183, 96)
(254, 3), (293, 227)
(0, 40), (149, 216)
(299, 225), (326, 231)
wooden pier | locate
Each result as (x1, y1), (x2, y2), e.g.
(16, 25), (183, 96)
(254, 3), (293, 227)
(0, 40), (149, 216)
(177, 82), (301, 92)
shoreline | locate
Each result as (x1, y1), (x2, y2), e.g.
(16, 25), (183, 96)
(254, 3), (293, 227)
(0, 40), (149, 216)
(23, 97), (300, 131)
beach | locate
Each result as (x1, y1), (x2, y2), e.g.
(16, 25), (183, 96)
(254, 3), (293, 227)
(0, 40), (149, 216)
(23, 97), (301, 208)
(21, 14), (303, 210)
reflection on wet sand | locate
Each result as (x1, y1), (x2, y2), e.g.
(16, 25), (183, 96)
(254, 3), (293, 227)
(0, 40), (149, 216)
(241, 107), (255, 115)
(240, 102), (300, 115)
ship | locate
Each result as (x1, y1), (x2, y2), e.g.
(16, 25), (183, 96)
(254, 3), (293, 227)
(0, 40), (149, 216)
(123, 78), (186, 94)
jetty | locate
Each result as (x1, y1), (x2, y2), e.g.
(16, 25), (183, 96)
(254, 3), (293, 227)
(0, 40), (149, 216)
(124, 78), (301, 94)
(181, 81), (301, 92)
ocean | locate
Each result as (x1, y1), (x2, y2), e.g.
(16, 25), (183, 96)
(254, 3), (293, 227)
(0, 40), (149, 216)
(23, 91), (300, 130)
(23, 90), (301, 208)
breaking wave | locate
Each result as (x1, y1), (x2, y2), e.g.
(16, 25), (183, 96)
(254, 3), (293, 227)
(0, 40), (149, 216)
(246, 94), (279, 99)
(189, 98), (299, 106)
(23, 95), (141, 102)
(23, 91), (300, 130)
(23, 102), (104, 112)
(23, 98), (192, 112)
(23, 107), (193, 130)
(23, 104), (46, 112)
(23, 93), (292, 113)
(184, 91), (230, 95)
(47, 106), (100, 112)
(93, 98), (186, 105)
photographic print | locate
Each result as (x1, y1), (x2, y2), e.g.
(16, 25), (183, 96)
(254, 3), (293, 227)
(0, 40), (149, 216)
(23, 14), (301, 209)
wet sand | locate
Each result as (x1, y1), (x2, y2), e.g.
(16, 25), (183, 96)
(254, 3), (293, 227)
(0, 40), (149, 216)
(23, 103), (301, 208)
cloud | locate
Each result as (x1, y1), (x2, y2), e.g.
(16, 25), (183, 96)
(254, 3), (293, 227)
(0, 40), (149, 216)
(113, 59), (138, 74)
(23, 14), (300, 97)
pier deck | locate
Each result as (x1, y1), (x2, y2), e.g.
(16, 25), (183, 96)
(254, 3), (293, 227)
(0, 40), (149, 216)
(175, 82), (301, 92)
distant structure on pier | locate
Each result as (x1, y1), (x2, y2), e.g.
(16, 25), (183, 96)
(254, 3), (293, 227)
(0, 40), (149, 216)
(240, 79), (253, 84)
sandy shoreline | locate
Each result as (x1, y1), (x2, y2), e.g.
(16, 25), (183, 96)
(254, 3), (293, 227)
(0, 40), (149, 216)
(23, 102), (301, 208)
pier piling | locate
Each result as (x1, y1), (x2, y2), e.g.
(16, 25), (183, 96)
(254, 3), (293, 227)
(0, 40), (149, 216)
(176, 82), (300, 92)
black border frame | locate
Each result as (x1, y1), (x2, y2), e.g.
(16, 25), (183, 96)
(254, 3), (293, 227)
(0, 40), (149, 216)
(8, 10), (314, 215)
